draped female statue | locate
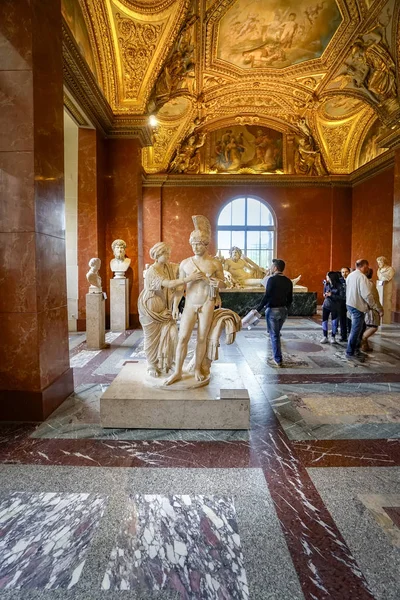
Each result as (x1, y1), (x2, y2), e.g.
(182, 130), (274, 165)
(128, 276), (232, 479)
(138, 242), (202, 377)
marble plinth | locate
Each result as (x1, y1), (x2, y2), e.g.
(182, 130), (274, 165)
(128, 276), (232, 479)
(110, 278), (129, 331)
(100, 362), (250, 429)
(220, 290), (317, 317)
(86, 293), (107, 350)
(377, 280), (393, 325)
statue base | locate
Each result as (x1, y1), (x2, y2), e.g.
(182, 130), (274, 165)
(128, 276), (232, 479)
(86, 293), (107, 350)
(145, 372), (211, 390)
(100, 362), (249, 430)
(110, 278), (129, 331)
(377, 280), (393, 325)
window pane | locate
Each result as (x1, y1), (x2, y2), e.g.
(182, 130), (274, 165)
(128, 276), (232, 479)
(247, 248), (260, 265)
(218, 204), (232, 226)
(247, 197), (261, 226)
(260, 230), (274, 250)
(261, 204), (274, 226)
(258, 250), (270, 269)
(218, 230), (231, 250)
(246, 230), (260, 254)
(219, 248), (231, 259)
(231, 198), (245, 225)
(231, 230), (245, 250)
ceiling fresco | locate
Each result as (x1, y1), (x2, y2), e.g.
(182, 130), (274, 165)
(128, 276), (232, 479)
(65, 0), (400, 176)
(216, 0), (342, 70)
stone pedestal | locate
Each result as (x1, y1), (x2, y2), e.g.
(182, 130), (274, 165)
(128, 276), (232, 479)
(100, 363), (250, 430)
(86, 293), (107, 349)
(110, 278), (129, 331)
(377, 280), (393, 325)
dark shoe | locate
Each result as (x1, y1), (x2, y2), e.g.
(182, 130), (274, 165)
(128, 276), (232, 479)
(339, 337), (347, 342)
(345, 354), (365, 364)
(267, 358), (282, 368)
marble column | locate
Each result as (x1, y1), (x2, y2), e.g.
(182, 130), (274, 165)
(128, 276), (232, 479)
(77, 129), (106, 330)
(0, 0), (73, 420)
(392, 148), (400, 322)
(105, 139), (142, 327)
(141, 186), (162, 293)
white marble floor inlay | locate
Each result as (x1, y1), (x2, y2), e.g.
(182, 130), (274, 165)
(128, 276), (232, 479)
(70, 350), (102, 368)
(102, 494), (249, 599)
(0, 492), (106, 589)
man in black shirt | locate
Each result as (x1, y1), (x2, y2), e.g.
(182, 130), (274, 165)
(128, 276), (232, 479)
(256, 259), (293, 367)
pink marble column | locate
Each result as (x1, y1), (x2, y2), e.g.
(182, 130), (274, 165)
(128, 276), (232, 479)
(77, 129), (106, 330)
(105, 139), (142, 327)
(142, 186), (162, 289)
(0, 0), (73, 420)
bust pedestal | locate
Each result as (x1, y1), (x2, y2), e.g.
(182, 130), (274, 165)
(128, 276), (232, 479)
(110, 278), (129, 331)
(86, 293), (107, 349)
(377, 280), (393, 324)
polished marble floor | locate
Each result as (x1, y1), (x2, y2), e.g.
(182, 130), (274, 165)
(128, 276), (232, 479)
(1, 317), (400, 599)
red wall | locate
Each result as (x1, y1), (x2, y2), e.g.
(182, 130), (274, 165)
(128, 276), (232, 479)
(143, 184), (352, 301)
(105, 139), (142, 326)
(392, 152), (400, 321)
(77, 129), (107, 328)
(351, 167), (394, 269)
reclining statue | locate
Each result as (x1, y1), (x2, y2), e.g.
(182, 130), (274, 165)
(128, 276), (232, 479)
(223, 247), (266, 287)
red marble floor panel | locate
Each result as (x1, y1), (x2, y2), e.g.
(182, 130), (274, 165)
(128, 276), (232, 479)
(382, 506), (400, 529)
(0, 438), (256, 469)
(255, 427), (375, 600)
(292, 439), (400, 467)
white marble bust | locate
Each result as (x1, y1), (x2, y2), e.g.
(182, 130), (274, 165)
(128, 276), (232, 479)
(376, 256), (395, 283)
(110, 239), (131, 279)
(86, 257), (102, 293)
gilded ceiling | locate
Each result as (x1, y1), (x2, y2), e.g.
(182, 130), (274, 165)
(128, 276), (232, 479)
(63, 0), (400, 176)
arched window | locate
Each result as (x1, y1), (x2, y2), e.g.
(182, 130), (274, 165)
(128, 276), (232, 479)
(217, 197), (275, 268)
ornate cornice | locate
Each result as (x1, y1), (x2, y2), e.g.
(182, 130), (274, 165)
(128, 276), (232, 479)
(108, 116), (153, 145)
(117, 0), (179, 13)
(63, 91), (91, 127)
(62, 20), (113, 135)
(378, 128), (400, 150)
(142, 173), (351, 188)
(350, 148), (395, 184)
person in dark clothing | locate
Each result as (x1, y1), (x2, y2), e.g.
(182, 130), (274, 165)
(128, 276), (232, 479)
(256, 259), (293, 368)
(339, 266), (351, 341)
(321, 271), (342, 344)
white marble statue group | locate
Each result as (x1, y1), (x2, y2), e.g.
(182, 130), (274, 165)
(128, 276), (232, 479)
(86, 228), (396, 385)
(138, 216), (241, 387)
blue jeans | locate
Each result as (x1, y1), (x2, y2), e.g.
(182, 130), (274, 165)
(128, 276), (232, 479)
(346, 306), (365, 356)
(266, 307), (288, 364)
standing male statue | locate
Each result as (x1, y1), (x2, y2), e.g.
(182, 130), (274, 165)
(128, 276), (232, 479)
(166, 215), (241, 386)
